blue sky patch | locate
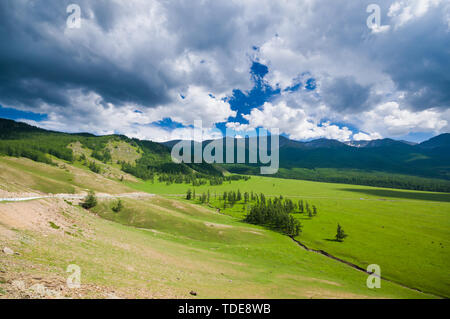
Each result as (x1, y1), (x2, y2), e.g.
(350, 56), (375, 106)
(0, 105), (47, 122)
(153, 117), (186, 130)
(226, 62), (280, 121)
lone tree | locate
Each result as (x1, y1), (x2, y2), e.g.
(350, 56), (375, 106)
(298, 200), (304, 213)
(112, 199), (123, 213)
(306, 201), (313, 217)
(81, 190), (97, 209)
(307, 206), (313, 218)
(335, 224), (348, 242)
(186, 189), (192, 200)
(312, 205), (318, 216)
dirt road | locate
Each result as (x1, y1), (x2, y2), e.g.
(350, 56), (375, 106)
(0, 192), (155, 202)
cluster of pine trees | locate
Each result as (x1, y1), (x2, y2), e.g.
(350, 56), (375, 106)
(186, 189), (215, 203)
(158, 173), (207, 186)
(298, 199), (318, 218)
(154, 173), (250, 187)
(0, 140), (74, 165)
(78, 154), (102, 174)
(222, 190), (243, 207)
(120, 160), (155, 180)
(88, 161), (101, 174)
(91, 148), (112, 163)
(0, 141), (55, 165)
(186, 189), (319, 237)
(245, 197), (302, 236)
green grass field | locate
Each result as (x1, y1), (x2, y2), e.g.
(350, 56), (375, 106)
(2, 195), (429, 298)
(85, 196), (427, 298)
(127, 176), (450, 298)
(1, 156), (448, 298)
(0, 157), (134, 194)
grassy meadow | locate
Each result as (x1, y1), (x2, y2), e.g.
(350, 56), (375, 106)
(0, 156), (134, 194)
(127, 176), (450, 298)
(85, 196), (426, 298)
(0, 155), (448, 298)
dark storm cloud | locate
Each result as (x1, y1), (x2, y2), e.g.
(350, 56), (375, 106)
(90, 0), (122, 33)
(163, 0), (241, 51)
(367, 2), (450, 111)
(297, 0), (450, 113)
(0, 0), (449, 140)
(321, 77), (371, 113)
(0, 0), (171, 110)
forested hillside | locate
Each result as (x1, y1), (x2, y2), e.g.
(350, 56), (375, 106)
(1, 118), (450, 192)
(0, 118), (224, 184)
(164, 135), (450, 192)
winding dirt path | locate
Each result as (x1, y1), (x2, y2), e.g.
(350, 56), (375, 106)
(0, 192), (155, 202)
(289, 236), (443, 299)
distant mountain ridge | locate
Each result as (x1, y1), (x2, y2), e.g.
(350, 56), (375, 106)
(162, 132), (450, 186)
(163, 133), (449, 150)
(417, 133), (450, 149)
(1, 118), (450, 192)
(345, 138), (416, 148)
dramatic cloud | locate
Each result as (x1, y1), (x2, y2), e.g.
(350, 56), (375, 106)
(228, 101), (353, 141)
(388, 0), (443, 28)
(354, 101), (448, 137)
(0, 0), (448, 142)
(353, 132), (382, 141)
(320, 77), (371, 113)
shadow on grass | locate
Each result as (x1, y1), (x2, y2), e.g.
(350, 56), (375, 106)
(324, 238), (340, 242)
(338, 188), (450, 203)
(291, 213), (313, 220)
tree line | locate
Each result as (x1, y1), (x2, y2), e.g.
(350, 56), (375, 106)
(186, 189), (324, 237)
(245, 196), (302, 236)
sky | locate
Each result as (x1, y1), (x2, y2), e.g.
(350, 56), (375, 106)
(0, 0), (449, 143)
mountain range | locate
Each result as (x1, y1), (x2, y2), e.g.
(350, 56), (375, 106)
(1, 118), (449, 192)
(163, 133), (450, 177)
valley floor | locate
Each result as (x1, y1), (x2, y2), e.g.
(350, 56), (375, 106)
(0, 156), (448, 299)
(0, 195), (430, 299)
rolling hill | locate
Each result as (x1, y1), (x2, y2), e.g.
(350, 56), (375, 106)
(0, 153), (444, 299)
(164, 134), (450, 191)
(1, 118), (450, 192)
(0, 118), (223, 180)
(0, 118), (448, 299)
